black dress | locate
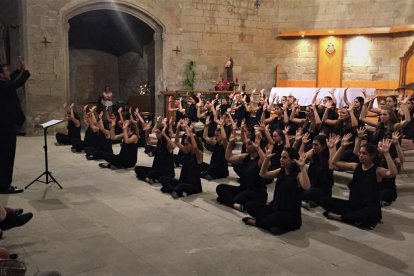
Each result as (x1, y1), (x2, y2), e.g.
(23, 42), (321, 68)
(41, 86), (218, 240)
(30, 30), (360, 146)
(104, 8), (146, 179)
(102, 135), (138, 168)
(159, 153), (202, 197)
(200, 143), (229, 180)
(216, 155), (267, 207)
(321, 163), (382, 228)
(245, 169), (303, 233)
(56, 119), (81, 145)
(302, 154), (334, 205)
(135, 137), (175, 181)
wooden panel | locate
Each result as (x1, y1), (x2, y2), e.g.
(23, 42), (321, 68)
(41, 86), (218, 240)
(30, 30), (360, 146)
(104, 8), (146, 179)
(278, 25), (414, 37)
(275, 64), (280, 86)
(342, 80), (400, 90)
(406, 55), (414, 84)
(317, 36), (343, 87)
(278, 80), (317, 87)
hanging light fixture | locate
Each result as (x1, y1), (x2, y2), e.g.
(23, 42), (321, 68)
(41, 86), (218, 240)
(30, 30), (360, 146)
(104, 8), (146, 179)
(254, 0), (261, 9)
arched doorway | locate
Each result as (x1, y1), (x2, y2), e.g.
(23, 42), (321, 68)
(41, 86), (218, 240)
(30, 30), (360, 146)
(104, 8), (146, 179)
(61, 2), (164, 114)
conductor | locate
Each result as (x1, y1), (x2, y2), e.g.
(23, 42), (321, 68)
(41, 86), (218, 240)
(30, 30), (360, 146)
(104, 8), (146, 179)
(0, 60), (30, 194)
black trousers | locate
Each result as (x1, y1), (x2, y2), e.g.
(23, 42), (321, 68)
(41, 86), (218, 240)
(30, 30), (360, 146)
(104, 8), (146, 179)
(159, 176), (202, 197)
(380, 189), (397, 203)
(216, 184), (267, 207)
(320, 197), (381, 226)
(302, 187), (330, 205)
(245, 201), (300, 232)
(101, 152), (135, 168)
(56, 133), (73, 145)
(0, 130), (16, 189)
(200, 163), (228, 180)
(135, 166), (173, 181)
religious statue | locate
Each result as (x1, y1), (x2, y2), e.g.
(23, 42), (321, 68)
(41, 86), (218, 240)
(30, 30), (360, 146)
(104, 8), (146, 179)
(225, 57), (234, 83)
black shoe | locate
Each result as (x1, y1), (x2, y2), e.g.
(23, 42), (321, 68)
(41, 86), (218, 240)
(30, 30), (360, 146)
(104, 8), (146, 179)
(0, 186), (24, 194)
(171, 191), (180, 199)
(13, 208), (24, 215)
(0, 212), (33, 231)
(242, 217), (254, 225)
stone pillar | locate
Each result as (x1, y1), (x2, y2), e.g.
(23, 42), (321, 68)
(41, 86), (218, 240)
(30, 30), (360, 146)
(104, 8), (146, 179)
(154, 31), (164, 116)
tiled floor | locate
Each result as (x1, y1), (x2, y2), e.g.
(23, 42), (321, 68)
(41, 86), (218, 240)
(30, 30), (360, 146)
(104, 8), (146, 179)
(1, 136), (414, 275)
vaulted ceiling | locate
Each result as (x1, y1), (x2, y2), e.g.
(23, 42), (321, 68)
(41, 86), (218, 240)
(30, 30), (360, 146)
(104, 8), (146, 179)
(69, 10), (154, 57)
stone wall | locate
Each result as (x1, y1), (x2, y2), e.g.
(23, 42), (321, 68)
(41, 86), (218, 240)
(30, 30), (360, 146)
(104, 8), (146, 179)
(18, 0), (414, 134)
(343, 35), (414, 81)
(69, 49), (119, 106)
(118, 51), (148, 101)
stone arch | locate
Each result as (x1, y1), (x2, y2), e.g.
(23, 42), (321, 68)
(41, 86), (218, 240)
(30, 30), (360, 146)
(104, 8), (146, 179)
(60, 1), (165, 114)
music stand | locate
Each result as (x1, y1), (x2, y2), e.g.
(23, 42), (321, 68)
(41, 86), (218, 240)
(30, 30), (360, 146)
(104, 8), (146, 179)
(26, 119), (64, 190)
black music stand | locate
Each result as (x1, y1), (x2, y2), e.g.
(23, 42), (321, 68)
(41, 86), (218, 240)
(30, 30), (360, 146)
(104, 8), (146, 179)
(26, 119), (64, 190)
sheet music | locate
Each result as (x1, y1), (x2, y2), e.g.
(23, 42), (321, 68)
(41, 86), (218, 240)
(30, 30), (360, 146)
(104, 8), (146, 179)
(40, 119), (64, 129)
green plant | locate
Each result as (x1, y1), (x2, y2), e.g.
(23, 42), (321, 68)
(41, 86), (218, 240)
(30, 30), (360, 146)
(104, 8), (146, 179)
(183, 60), (196, 90)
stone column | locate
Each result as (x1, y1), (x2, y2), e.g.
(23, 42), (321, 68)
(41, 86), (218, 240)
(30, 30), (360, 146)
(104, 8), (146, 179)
(154, 31), (164, 116)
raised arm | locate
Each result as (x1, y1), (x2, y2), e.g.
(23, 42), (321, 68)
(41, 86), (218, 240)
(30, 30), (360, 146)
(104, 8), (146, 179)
(329, 88), (337, 105)
(376, 139), (398, 180)
(134, 107), (147, 129)
(174, 120), (186, 152)
(312, 103), (322, 126)
(353, 127), (366, 156)
(396, 98), (411, 129)
(343, 88), (351, 106)
(283, 126), (291, 148)
(348, 104), (359, 128)
(118, 107), (124, 124)
(203, 116), (215, 146)
(122, 121), (138, 144)
(98, 111), (110, 139)
(259, 153), (281, 179)
(391, 131), (405, 165)
(225, 134), (249, 164)
(311, 88), (321, 105)
(295, 153), (311, 190)
(69, 103), (81, 127)
(327, 133), (341, 170)
(331, 133), (358, 171)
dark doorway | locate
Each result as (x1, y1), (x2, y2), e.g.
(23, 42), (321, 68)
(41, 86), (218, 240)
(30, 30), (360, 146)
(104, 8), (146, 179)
(68, 10), (155, 113)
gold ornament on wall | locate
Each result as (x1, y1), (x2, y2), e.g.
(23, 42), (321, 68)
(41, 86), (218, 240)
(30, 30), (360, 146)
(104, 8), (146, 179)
(326, 42), (335, 55)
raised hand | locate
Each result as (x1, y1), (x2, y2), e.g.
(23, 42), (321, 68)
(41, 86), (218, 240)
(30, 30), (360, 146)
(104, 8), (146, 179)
(162, 117), (168, 127)
(118, 107), (123, 114)
(356, 127), (366, 139)
(229, 134), (236, 143)
(295, 127), (303, 142)
(283, 126), (291, 135)
(205, 116), (211, 125)
(302, 132), (310, 144)
(391, 131), (401, 145)
(295, 153), (307, 168)
(123, 120), (130, 130)
(70, 103), (74, 109)
(259, 122), (266, 131)
(83, 104), (88, 111)
(326, 133), (340, 149)
(341, 133), (353, 147)
(347, 103), (354, 111)
(315, 88), (321, 94)
(63, 102), (67, 109)
(378, 138), (392, 154)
